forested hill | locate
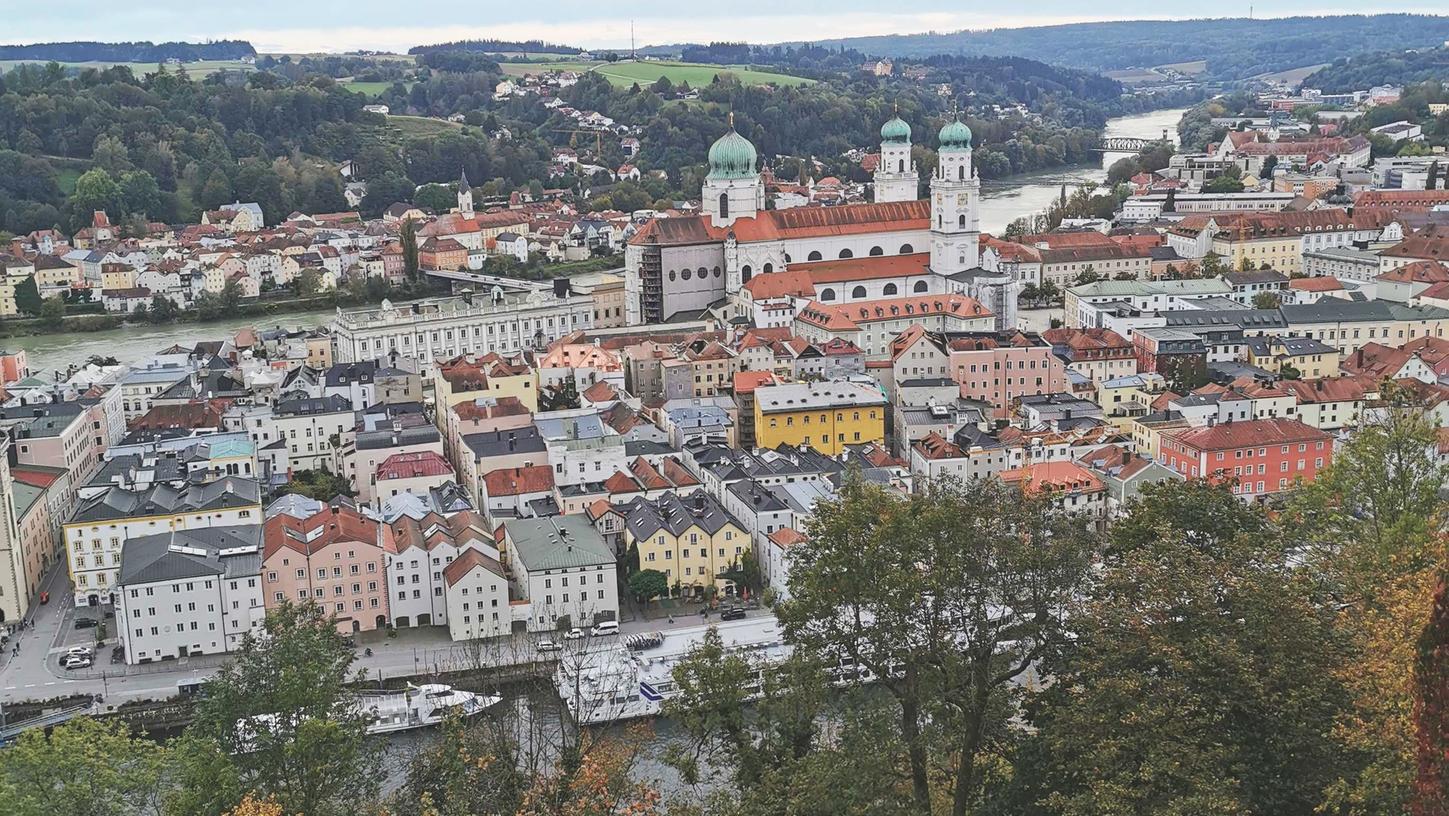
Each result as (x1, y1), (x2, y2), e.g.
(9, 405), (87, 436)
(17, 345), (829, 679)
(780, 15), (1449, 81)
(408, 40), (581, 56)
(0, 40), (255, 62)
(1303, 46), (1449, 93)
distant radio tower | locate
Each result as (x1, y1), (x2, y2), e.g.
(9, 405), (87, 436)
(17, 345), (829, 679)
(631, 20), (636, 60)
(1249, 5), (1254, 19)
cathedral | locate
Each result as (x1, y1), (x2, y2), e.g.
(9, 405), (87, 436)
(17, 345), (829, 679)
(623, 111), (1016, 335)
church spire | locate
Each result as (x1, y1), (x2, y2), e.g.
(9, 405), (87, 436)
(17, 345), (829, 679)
(456, 166), (474, 217)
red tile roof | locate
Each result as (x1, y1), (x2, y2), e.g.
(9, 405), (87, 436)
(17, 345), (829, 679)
(1163, 418), (1330, 451)
(796, 294), (990, 332)
(796, 252), (930, 284)
(998, 461), (1105, 495)
(442, 547), (506, 586)
(1288, 276), (1344, 292)
(264, 504), (391, 559)
(733, 370), (778, 393)
(742, 269), (815, 300)
(482, 465), (555, 496)
(376, 450), (454, 481)
(628, 200), (929, 247)
(1377, 260), (1449, 284)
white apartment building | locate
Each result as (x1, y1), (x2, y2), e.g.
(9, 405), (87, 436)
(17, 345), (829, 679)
(115, 525), (266, 664)
(502, 515), (618, 633)
(443, 549), (510, 642)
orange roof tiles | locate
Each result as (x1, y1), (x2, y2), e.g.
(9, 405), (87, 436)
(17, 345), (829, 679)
(442, 547), (506, 586)
(482, 465), (555, 496)
(1163, 418), (1329, 451)
(998, 461), (1105, 495)
(796, 252), (930, 284)
(376, 451), (454, 480)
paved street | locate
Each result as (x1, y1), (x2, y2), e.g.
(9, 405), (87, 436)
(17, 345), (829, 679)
(1, 573), (769, 707)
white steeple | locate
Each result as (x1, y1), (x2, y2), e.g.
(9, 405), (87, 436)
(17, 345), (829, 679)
(929, 113), (980, 276)
(457, 167), (474, 217)
(874, 105), (918, 203)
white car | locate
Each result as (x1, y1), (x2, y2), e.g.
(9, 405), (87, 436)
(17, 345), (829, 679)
(61, 654), (92, 670)
(536, 639), (562, 653)
(590, 620), (619, 637)
(66, 645), (94, 659)
(563, 628), (585, 641)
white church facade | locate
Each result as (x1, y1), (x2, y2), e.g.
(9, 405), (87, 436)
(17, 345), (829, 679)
(623, 111), (1016, 335)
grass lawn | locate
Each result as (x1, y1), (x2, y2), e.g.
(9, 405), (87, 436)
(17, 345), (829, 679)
(360, 114), (463, 147)
(55, 167), (82, 195)
(499, 58), (813, 88)
(342, 80), (413, 96)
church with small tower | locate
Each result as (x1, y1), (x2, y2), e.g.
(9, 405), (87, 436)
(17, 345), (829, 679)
(624, 108), (1015, 333)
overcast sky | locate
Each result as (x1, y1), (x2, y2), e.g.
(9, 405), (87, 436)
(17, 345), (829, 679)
(3, 2), (1445, 53)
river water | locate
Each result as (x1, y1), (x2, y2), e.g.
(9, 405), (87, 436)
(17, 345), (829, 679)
(977, 106), (1186, 235)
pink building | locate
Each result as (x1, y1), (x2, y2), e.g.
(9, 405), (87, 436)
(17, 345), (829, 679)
(0, 349), (28, 384)
(262, 503), (394, 633)
(946, 331), (1068, 419)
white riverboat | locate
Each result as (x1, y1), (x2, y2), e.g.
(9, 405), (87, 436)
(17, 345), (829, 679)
(236, 683), (500, 748)
(355, 683), (501, 734)
(555, 616), (867, 725)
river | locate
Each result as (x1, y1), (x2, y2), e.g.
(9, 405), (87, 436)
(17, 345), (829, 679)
(977, 106), (1186, 235)
(8, 307), (343, 375)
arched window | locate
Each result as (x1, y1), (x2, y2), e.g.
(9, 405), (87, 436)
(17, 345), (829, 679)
(820, 288), (837, 301)
(897, 158), (905, 173)
(868, 246), (883, 256)
(913, 280), (929, 293)
(883, 283), (898, 296)
(958, 165), (965, 181)
(718, 193), (729, 219)
(851, 286), (867, 299)
(838, 249), (853, 259)
(937, 215), (942, 228)
(958, 214), (967, 228)
(900, 243), (914, 254)
(763, 262), (774, 274)
(808, 251), (822, 261)
(741, 264), (752, 282)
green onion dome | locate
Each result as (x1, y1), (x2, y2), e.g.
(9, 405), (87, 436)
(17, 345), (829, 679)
(938, 118), (973, 150)
(707, 124), (759, 180)
(880, 115), (911, 143)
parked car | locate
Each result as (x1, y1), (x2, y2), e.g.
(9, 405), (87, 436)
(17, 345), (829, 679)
(66, 645), (94, 659)
(73, 617), (98, 630)
(61, 654), (92, 670)
(590, 620), (619, 637)
(563, 628), (585, 641)
(536, 639), (562, 653)
(720, 607), (747, 621)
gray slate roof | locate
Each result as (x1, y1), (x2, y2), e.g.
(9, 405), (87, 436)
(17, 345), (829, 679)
(117, 525), (262, 586)
(506, 515), (613, 572)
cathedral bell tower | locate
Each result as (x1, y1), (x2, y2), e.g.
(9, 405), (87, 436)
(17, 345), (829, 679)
(457, 167), (474, 217)
(874, 106), (918, 203)
(930, 115), (980, 275)
(701, 113), (764, 228)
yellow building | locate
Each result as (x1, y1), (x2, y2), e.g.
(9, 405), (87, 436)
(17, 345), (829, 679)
(100, 262), (136, 293)
(0, 254), (37, 317)
(432, 353), (538, 416)
(1245, 335), (1340, 379)
(1129, 412), (1190, 462)
(1094, 372), (1166, 433)
(753, 380), (887, 455)
(621, 491), (749, 598)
